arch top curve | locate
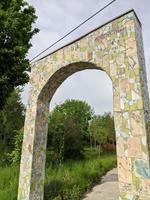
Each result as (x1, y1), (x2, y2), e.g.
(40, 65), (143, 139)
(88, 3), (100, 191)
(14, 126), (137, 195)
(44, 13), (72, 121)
(37, 61), (104, 104)
(30, 9), (142, 101)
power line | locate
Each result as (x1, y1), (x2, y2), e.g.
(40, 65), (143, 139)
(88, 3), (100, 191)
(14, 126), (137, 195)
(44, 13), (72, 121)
(30, 0), (117, 62)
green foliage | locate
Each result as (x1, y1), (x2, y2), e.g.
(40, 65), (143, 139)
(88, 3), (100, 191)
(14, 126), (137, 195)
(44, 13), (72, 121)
(89, 112), (115, 145)
(9, 129), (24, 164)
(89, 116), (108, 150)
(44, 153), (116, 200)
(0, 0), (39, 109)
(63, 185), (81, 200)
(0, 148), (116, 200)
(101, 112), (116, 144)
(48, 100), (93, 164)
(64, 116), (83, 159)
(0, 129), (24, 166)
(89, 112), (116, 154)
(48, 111), (65, 166)
(0, 89), (25, 152)
(51, 99), (93, 140)
(0, 165), (19, 200)
(44, 178), (64, 199)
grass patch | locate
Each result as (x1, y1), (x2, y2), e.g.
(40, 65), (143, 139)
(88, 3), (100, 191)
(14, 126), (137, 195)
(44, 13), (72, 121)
(0, 165), (19, 200)
(44, 154), (116, 200)
(0, 151), (116, 200)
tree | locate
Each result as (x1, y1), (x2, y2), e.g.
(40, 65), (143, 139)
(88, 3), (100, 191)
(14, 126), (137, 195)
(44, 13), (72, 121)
(52, 99), (93, 142)
(0, 0), (39, 109)
(48, 111), (65, 166)
(9, 128), (24, 164)
(0, 88), (25, 151)
(89, 113), (116, 155)
(89, 116), (108, 155)
(64, 116), (83, 159)
(48, 99), (93, 164)
(101, 112), (116, 144)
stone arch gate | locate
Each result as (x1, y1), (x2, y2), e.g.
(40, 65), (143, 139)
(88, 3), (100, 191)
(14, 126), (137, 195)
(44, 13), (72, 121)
(18, 10), (150, 200)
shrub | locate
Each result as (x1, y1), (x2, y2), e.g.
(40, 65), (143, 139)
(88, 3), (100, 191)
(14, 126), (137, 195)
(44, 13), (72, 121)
(9, 129), (24, 164)
(63, 185), (81, 200)
(44, 178), (64, 200)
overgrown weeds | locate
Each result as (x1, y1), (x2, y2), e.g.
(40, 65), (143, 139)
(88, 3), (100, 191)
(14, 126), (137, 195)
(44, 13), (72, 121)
(0, 151), (116, 200)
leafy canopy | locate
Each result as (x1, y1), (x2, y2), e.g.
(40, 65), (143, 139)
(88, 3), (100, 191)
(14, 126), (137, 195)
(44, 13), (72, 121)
(48, 99), (93, 165)
(89, 112), (115, 150)
(0, 88), (25, 151)
(89, 116), (108, 146)
(51, 99), (94, 140)
(0, 0), (39, 109)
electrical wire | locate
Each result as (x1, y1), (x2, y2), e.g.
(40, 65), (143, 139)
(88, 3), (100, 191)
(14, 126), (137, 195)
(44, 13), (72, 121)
(30, 0), (116, 62)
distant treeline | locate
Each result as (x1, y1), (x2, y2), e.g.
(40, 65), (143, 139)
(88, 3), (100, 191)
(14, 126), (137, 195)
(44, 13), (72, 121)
(0, 91), (116, 167)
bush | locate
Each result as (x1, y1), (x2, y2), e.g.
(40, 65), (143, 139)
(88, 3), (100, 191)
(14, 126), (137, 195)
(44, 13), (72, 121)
(44, 178), (64, 199)
(0, 129), (23, 166)
(63, 185), (81, 200)
(9, 129), (24, 164)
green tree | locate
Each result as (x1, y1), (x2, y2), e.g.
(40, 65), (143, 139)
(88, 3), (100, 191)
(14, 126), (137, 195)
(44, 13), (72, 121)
(0, 0), (39, 109)
(48, 100), (93, 164)
(64, 116), (83, 159)
(48, 111), (65, 166)
(101, 112), (116, 144)
(52, 99), (93, 142)
(89, 113), (116, 155)
(89, 116), (108, 155)
(9, 128), (24, 164)
(0, 88), (25, 151)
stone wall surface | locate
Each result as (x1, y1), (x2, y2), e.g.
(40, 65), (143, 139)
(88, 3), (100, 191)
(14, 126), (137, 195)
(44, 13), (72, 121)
(18, 10), (150, 200)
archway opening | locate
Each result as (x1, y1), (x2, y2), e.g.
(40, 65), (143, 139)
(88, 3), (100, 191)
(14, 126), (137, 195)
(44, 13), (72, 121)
(43, 65), (118, 199)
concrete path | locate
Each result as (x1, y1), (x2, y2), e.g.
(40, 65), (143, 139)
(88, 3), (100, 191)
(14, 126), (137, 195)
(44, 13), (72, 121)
(83, 168), (119, 200)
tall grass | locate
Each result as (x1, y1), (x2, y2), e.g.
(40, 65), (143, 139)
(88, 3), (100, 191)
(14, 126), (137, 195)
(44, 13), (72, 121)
(0, 165), (19, 200)
(0, 151), (116, 200)
(44, 154), (116, 200)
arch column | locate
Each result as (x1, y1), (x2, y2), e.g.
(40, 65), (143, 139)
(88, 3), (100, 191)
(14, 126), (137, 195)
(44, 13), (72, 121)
(112, 28), (150, 198)
(18, 87), (49, 200)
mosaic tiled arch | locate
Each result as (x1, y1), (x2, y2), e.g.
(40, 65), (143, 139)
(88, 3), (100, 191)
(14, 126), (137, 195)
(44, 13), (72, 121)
(18, 10), (150, 200)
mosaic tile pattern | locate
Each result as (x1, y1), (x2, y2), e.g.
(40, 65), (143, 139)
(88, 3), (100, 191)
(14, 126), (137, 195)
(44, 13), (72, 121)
(18, 10), (150, 200)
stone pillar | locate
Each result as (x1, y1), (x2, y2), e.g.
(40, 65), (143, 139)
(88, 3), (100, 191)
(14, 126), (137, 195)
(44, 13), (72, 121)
(113, 17), (150, 200)
(18, 86), (49, 200)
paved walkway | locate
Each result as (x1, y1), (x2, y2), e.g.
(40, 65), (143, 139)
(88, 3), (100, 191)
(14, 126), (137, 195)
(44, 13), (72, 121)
(83, 168), (119, 200)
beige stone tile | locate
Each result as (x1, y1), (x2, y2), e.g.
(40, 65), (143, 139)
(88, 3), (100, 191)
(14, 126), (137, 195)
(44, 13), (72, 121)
(118, 157), (132, 184)
(130, 110), (145, 136)
(127, 137), (142, 158)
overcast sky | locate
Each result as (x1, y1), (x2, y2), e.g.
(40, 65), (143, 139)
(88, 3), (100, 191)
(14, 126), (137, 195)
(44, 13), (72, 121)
(22, 0), (150, 114)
